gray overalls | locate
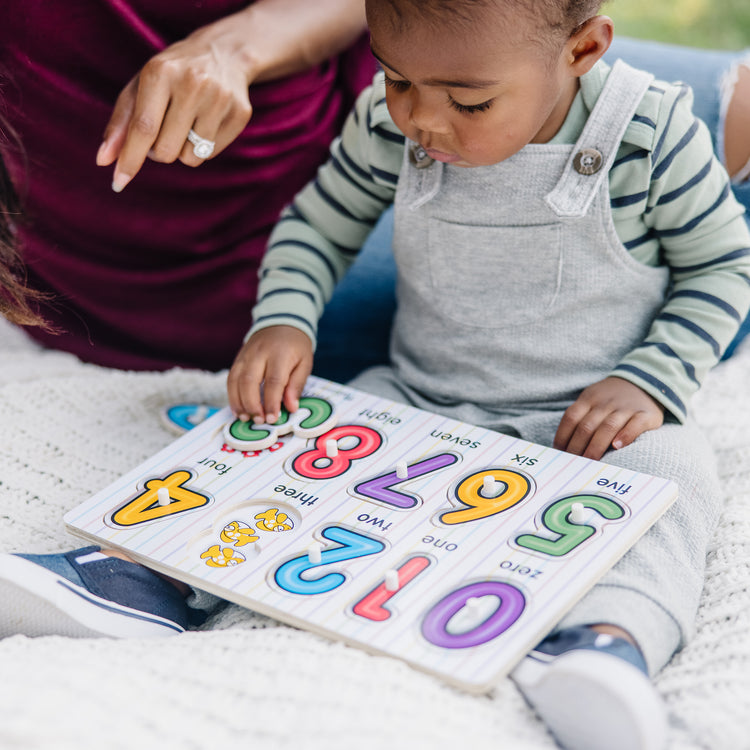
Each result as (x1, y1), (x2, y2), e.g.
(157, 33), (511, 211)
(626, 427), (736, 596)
(350, 61), (722, 674)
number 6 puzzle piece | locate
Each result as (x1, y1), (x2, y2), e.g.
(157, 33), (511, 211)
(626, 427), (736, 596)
(222, 396), (337, 451)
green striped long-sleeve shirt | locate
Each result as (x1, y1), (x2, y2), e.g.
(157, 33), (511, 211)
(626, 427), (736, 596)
(251, 61), (750, 421)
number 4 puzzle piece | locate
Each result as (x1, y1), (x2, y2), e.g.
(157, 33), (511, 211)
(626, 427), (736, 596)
(109, 470), (212, 527)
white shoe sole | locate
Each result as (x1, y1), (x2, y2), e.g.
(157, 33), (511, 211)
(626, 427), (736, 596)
(0, 554), (184, 638)
(512, 649), (668, 750)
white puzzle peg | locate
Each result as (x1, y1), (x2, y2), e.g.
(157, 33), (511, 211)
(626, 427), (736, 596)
(156, 487), (170, 506)
(396, 460), (408, 479)
(307, 542), (323, 565)
(187, 405), (209, 425)
(325, 439), (338, 458)
(571, 502), (587, 524)
(385, 569), (400, 591)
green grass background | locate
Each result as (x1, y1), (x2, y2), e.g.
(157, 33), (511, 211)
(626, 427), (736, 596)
(606, 0), (750, 50)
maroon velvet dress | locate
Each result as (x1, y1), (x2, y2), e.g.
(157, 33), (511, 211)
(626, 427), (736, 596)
(1, 1), (374, 370)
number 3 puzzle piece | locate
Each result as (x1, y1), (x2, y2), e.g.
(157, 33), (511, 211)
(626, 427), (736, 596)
(222, 396), (337, 451)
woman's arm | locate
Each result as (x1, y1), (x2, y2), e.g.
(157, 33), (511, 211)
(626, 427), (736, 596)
(220, 0), (367, 84)
(97, 0), (367, 192)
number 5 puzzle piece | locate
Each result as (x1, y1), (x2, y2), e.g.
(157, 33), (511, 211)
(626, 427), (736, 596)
(222, 396), (337, 451)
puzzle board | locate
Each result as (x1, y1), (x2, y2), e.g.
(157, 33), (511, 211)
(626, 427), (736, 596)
(65, 376), (677, 693)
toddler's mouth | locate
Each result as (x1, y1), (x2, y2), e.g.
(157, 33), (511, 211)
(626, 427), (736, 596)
(423, 146), (460, 163)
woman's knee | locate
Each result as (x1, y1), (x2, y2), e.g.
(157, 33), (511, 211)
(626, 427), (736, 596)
(722, 56), (750, 183)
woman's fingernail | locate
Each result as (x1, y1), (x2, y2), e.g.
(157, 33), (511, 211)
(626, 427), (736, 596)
(96, 141), (109, 165)
(252, 415), (265, 424)
(238, 413), (250, 422)
(111, 172), (132, 193)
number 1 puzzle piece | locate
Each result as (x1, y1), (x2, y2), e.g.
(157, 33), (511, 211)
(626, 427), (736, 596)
(160, 403), (220, 435)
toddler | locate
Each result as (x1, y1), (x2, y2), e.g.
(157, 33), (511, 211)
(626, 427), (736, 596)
(226, 1), (750, 748)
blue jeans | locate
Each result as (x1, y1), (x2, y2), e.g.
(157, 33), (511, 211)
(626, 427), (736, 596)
(314, 39), (750, 383)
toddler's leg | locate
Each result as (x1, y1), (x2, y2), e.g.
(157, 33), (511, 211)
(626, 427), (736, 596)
(0, 546), (191, 638)
(511, 415), (719, 750)
(554, 418), (721, 674)
(0, 544), (225, 639)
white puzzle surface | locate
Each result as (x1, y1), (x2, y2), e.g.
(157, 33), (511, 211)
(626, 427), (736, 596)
(65, 376), (677, 692)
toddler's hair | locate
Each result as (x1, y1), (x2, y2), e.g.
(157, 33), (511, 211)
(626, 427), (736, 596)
(0, 106), (48, 327)
(375, 0), (607, 41)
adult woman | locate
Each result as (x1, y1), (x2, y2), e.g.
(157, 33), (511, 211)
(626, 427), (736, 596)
(1, 0), (373, 371)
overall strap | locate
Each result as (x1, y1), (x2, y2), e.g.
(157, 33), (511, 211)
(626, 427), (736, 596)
(546, 60), (654, 218)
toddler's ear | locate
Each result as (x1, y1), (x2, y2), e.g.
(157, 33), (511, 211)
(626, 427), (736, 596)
(566, 15), (614, 77)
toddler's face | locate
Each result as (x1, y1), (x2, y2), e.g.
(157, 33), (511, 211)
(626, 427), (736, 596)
(367, 3), (580, 168)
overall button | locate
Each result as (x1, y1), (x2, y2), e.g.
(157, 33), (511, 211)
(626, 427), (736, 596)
(410, 145), (434, 169)
(573, 148), (603, 175)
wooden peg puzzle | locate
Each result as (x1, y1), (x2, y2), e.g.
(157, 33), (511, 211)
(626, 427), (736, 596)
(65, 376), (677, 693)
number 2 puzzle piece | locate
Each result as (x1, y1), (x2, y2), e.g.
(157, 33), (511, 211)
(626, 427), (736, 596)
(222, 396), (337, 451)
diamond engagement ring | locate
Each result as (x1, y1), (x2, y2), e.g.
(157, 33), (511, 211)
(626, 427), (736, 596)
(187, 129), (215, 159)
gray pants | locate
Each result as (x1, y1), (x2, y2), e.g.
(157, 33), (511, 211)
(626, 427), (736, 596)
(350, 365), (722, 675)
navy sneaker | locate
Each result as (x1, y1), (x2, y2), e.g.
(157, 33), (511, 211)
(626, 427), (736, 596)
(512, 626), (668, 750)
(0, 546), (189, 638)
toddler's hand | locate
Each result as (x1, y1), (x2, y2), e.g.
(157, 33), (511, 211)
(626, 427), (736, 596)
(227, 326), (313, 425)
(553, 376), (664, 460)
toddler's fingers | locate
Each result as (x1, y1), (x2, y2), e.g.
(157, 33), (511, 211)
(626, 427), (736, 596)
(261, 368), (292, 426)
(553, 402), (590, 452)
(611, 411), (661, 450)
(282, 355), (314, 415)
(564, 409), (628, 459)
(227, 358), (265, 423)
(581, 413), (631, 460)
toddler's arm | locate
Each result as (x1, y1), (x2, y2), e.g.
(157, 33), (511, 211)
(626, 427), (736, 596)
(553, 376), (664, 460)
(227, 326), (314, 424)
(227, 72), (401, 420)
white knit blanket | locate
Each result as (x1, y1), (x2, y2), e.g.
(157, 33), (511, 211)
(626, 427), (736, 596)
(0, 319), (748, 750)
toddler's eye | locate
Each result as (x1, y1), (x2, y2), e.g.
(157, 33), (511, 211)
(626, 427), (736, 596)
(384, 76), (410, 92)
(449, 96), (494, 114)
